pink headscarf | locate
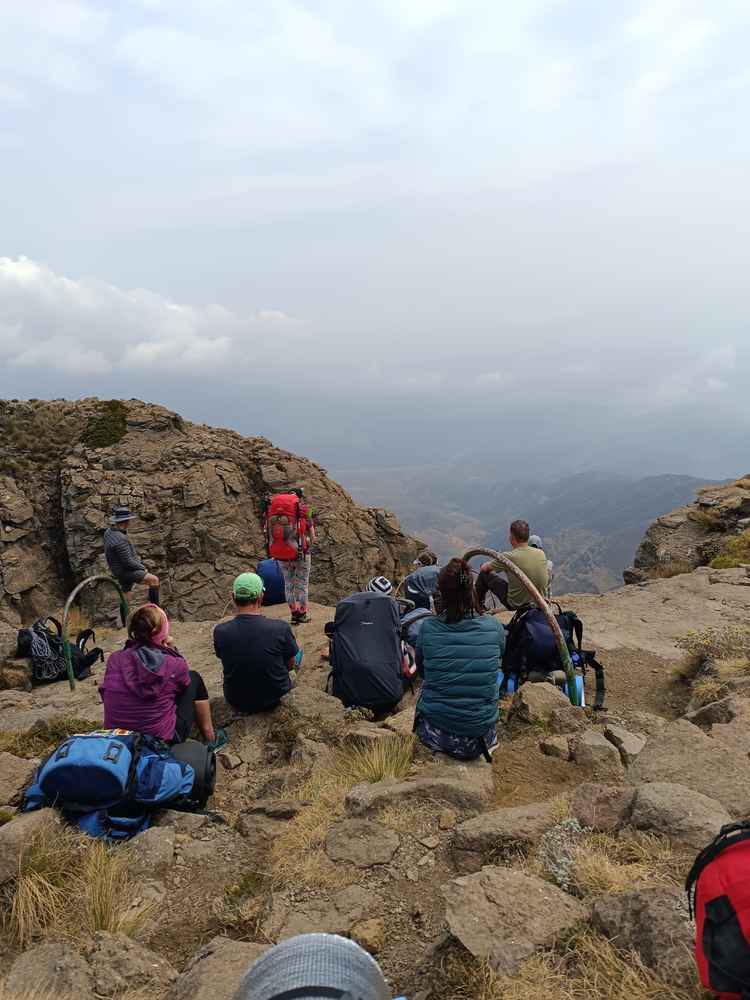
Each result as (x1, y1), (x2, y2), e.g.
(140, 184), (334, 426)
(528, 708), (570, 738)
(143, 603), (170, 646)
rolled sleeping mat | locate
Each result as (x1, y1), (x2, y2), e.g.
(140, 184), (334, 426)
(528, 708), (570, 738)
(497, 671), (585, 707)
(168, 739), (216, 810)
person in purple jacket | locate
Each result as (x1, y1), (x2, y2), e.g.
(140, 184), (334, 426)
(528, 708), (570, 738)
(100, 604), (215, 744)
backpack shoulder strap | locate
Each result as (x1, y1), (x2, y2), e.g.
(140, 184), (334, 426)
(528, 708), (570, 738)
(76, 628), (96, 649)
(42, 616), (62, 635)
(572, 616), (583, 651)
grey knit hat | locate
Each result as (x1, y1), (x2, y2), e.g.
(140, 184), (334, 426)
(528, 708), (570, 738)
(234, 934), (391, 1000)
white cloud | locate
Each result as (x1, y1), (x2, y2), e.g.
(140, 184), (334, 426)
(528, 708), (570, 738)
(0, 256), (298, 378)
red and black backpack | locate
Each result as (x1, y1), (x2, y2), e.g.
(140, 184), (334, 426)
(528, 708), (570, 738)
(264, 493), (307, 561)
(686, 821), (750, 999)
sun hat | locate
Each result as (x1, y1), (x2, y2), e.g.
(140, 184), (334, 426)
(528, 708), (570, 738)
(110, 506), (134, 524)
(233, 572), (265, 600)
(235, 933), (391, 1000)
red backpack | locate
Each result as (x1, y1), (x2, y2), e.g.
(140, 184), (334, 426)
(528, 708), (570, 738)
(686, 821), (750, 999)
(265, 493), (307, 561)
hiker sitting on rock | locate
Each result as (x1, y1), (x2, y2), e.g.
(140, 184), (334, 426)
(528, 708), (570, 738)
(100, 604), (215, 745)
(104, 506), (161, 607)
(213, 572), (302, 714)
(415, 558), (504, 761)
(403, 548), (440, 610)
(475, 519), (549, 610)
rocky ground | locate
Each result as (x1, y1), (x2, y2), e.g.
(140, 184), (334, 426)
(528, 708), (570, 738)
(2, 567), (750, 998)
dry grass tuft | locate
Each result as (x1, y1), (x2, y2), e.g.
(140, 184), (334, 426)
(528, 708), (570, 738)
(710, 530), (750, 569)
(670, 651), (705, 683)
(5, 816), (152, 947)
(690, 677), (726, 707)
(271, 735), (415, 890)
(0, 717), (101, 759)
(333, 733), (415, 785)
(688, 508), (725, 531)
(441, 928), (702, 1000)
(0, 987), (55, 1000)
(714, 655), (750, 681)
(650, 560), (693, 580)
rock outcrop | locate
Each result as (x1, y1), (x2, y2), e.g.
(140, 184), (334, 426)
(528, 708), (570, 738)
(624, 474), (750, 582)
(0, 398), (422, 624)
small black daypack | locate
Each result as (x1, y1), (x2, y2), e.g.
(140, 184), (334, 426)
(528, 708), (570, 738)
(326, 592), (405, 715)
(502, 603), (606, 709)
(16, 618), (104, 685)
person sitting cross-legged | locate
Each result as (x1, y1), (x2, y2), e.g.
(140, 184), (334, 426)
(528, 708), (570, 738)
(415, 558), (504, 761)
(213, 573), (302, 714)
(475, 518), (549, 611)
(100, 604), (215, 745)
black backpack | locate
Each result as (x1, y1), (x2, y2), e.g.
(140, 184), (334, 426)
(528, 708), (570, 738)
(502, 603), (606, 709)
(16, 617), (104, 685)
(325, 592), (405, 715)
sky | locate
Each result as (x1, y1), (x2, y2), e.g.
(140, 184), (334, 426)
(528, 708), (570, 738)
(1, 0), (749, 480)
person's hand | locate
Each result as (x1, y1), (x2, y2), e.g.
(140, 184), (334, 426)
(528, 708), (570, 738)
(481, 561), (492, 573)
(204, 727), (216, 744)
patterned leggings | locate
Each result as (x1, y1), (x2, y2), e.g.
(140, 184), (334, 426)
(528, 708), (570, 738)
(278, 555), (311, 612)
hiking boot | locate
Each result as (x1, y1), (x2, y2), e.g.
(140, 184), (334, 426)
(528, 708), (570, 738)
(291, 611), (301, 626)
(296, 612), (311, 624)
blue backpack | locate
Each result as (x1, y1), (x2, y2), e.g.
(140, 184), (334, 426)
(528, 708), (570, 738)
(24, 730), (202, 841)
(257, 558), (286, 605)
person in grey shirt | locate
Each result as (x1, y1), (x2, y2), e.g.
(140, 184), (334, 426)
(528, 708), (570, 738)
(104, 506), (160, 606)
(529, 533), (554, 597)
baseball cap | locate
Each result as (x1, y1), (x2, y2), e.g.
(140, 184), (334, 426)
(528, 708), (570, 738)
(233, 572), (264, 599)
(235, 933), (391, 1000)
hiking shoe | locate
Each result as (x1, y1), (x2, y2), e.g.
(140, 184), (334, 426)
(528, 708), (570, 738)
(296, 613), (311, 624)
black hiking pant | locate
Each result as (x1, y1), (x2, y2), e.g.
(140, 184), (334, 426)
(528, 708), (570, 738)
(474, 570), (515, 611)
(172, 670), (209, 743)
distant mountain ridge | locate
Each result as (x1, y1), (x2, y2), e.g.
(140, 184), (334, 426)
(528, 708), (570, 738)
(334, 466), (716, 593)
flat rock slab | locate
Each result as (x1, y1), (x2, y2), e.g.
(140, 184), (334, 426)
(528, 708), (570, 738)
(126, 825), (175, 878)
(571, 783), (635, 832)
(85, 931), (177, 998)
(264, 885), (381, 941)
(443, 865), (588, 975)
(5, 942), (95, 999)
(382, 705), (416, 737)
(167, 936), (269, 1000)
(325, 818), (400, 867)
(453, 801), (557, 872)
(346, 758), (493, 816)
(508, 683), (580, 726)
(283, 686), (346, 728)
(630, 781), (731, 850)
(628, 719), (750, 815)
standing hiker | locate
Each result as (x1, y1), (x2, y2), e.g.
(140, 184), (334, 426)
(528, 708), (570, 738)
(104, 506), (161, 606)
(263, 488), (316, 625)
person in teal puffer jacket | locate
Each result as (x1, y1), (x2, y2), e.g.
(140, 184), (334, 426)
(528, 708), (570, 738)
(415, 557), (504, 761)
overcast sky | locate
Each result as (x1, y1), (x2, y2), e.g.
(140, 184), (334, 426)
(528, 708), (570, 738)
(1, 0), (749, 480)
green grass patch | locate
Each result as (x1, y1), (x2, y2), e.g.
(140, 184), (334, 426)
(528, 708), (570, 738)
(80, 399), (128, 448)
(710, 530), (750, 569)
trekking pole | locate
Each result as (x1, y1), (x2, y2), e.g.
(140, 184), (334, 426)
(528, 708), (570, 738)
(61, 575), (129, 692)
(462, 547), (581, 707)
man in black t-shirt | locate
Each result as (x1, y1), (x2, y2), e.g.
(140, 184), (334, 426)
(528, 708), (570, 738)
(213, 573), (300, 713)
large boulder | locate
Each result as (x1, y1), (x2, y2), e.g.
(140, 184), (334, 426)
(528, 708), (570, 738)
(1, 398), (422, 622)
(628, 719), (750, 815)
(591, 887), (695, 989)
(167, 937), (269, 1000)
(126, 825), (175, 878)
(442, 866), (588, 975)
(630, 782), (731, 850)
(603, 724), (646, 766)
(452, 802), (557, 873)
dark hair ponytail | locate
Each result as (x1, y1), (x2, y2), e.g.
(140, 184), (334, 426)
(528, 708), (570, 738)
(436, 558), (482, 624)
